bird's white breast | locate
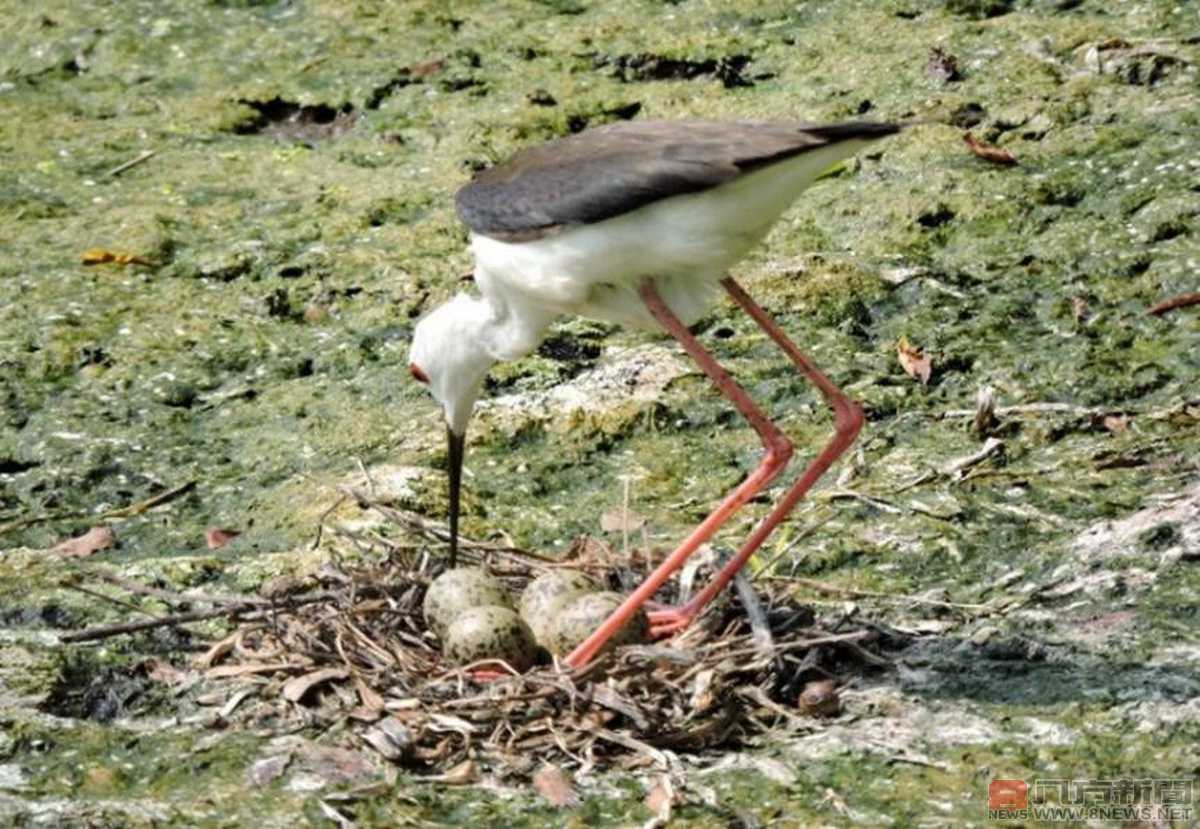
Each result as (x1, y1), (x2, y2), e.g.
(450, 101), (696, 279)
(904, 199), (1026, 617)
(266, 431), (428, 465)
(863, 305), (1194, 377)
(469, 140), (871, 331)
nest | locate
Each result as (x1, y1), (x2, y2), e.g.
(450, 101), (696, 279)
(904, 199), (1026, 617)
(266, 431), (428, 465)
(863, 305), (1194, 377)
(199, 497), (888, 777)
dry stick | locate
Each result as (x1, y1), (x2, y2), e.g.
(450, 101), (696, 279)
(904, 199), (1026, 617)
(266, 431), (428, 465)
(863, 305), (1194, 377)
(59, 591), (338, 643)
(90, 569), (259, 607)
(1148, 291), (1200, 316)
(717, 629), (876, 662)
(104, 149), (157, 178)
(64, 583), (163, 620)
(0, 481), (196, 536)
(311, 492), (350, 551)
(732, 569), (776, 661)
(766, 575), (991, 612)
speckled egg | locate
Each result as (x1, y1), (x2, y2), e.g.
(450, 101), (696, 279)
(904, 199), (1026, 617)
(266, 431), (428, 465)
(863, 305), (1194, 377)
(545, 591), (649, 657)
(443, 605), (538, 672)
(422, 567), (513, 639)
(519, 570), (601, 647)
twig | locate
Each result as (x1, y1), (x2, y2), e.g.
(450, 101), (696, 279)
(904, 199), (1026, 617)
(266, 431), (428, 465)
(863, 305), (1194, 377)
(59, 591), (338, 643)
(311, 493), (349, 551)
(824, 489), (903, 514)
(64, 583), (163, 619)
(105, 149), (157, 178)
(1148, 291), (1200, 316)
(766, 576), (992, 612)
(0, 481), (196, 536)
(732, 570), (776, 662)
(940, 402), (1100, 419)
(89, 569), (258, 607)
(716, 629), (876, 662)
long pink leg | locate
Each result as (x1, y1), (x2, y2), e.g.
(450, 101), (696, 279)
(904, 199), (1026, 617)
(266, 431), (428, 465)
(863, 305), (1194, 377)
(646, 277), (864, 636)
(565, 280), (794, 668)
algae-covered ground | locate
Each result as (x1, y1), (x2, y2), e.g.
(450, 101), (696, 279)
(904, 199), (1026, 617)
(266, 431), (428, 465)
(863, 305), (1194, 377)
(2, 0), (1199, 825)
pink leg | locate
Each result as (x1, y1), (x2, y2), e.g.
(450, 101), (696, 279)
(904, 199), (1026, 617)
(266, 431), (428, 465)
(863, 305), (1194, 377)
(647, 277), (864, 635)
(565, 280), (793, 668)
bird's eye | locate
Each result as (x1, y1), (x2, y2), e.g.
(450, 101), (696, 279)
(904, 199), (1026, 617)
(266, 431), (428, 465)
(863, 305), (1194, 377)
(409, 363), (430, 384)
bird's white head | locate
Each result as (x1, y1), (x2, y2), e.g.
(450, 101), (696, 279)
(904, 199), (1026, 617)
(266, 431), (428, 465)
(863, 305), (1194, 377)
(408, 293), (497, 437)
(409, 292), (501, 567)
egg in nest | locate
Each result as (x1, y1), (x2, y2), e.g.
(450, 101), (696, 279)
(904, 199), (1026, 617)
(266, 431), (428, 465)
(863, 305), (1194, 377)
(545, 591), (649, 657)
(519, 569), (600, 648)
(423, 566), (513, 639)
(443, 605), (538, 672)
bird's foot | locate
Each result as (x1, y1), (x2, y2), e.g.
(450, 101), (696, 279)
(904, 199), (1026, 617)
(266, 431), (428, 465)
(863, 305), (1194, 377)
(645, 602), (697, 639)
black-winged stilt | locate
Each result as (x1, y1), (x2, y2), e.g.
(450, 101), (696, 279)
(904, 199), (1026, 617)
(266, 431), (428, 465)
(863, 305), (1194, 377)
(409, 118), (903, 668)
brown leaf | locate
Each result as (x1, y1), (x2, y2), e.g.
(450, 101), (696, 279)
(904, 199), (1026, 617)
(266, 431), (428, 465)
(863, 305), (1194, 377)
(1147, 291), (1200, 317)
(532, 763), (580, 808)
(688, 668), (718, 714)
(963, 131), (1018, 166)
(142, 658), (189, 686)
(797, 679), (841, 717)
(565, 534), (616, 567)
(1071, 295), (1090, 323)
(282, 667), (350, 703)
(644, 775), (677, 820)
(353, 676), (386, 720)
(193, 630), (240, 669)
(205, 661), (296, 679)
(435, 759), (477, 785)
(600, 507), (645, 533)
(80, 248), (156, 266)
(53, 526), (116, 557)
(896, 336), (932, 385)
(1101, 414), (1130, 434)
(205, 527), (241, 549)
(408, 58), (445, 78)
(925, 46), (961, 83)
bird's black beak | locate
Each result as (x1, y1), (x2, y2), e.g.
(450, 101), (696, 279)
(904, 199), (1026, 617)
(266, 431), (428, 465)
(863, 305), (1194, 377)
(446, 426), (465, 567)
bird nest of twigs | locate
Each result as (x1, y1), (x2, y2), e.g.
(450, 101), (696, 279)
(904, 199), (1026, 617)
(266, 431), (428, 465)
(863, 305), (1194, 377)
(198, 495), (887, 777)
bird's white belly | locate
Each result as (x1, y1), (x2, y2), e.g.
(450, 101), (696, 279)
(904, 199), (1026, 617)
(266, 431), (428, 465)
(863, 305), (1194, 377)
(469, 143), (864, 331)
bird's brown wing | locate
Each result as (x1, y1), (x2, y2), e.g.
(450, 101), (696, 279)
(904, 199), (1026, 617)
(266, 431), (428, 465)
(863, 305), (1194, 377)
(454, 120), (900, 242)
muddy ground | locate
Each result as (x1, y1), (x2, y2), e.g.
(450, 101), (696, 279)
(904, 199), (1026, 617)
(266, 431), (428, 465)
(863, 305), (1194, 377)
(1, 0), (1198, 825)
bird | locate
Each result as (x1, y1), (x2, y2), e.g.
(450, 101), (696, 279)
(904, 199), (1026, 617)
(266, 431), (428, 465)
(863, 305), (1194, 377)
(408, 117), (904, 669)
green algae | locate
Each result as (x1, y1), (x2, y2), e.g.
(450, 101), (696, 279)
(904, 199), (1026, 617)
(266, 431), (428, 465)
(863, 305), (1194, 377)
(2, 0), (1200, 823)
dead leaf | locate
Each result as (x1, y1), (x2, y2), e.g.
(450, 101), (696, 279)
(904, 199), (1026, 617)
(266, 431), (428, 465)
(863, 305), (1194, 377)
(644, 775), (677, 822)
(689, 668), (717, 714)
(1071, 295), (1090, 323)
(925, 46), (961, 82)
(1148, 291), (1200, 316)
(206, 661), (297, 679)
(353, 676), (386, 720)
(433, 759), (477, 785)
(963, 131), (1018, 166)
(361, 718), (413, 761)
(565, 534), (616, 567)
(409, 58), (445, 78)
(600, 507), (645, 533)
(194, 630), (241, 669)
(53, 526), (116, 557)
(205, 527), (241, 549)
(1101, 414), (1130, 434)
(896, 336), (932, 385)
(246, 753), (292, 786)
(282, 667), (350, 703)
(797, 679), (841, 717)
(532, 763), (580, 808)
(80, 248), (156, 266)
(142, 658), (189, 686)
